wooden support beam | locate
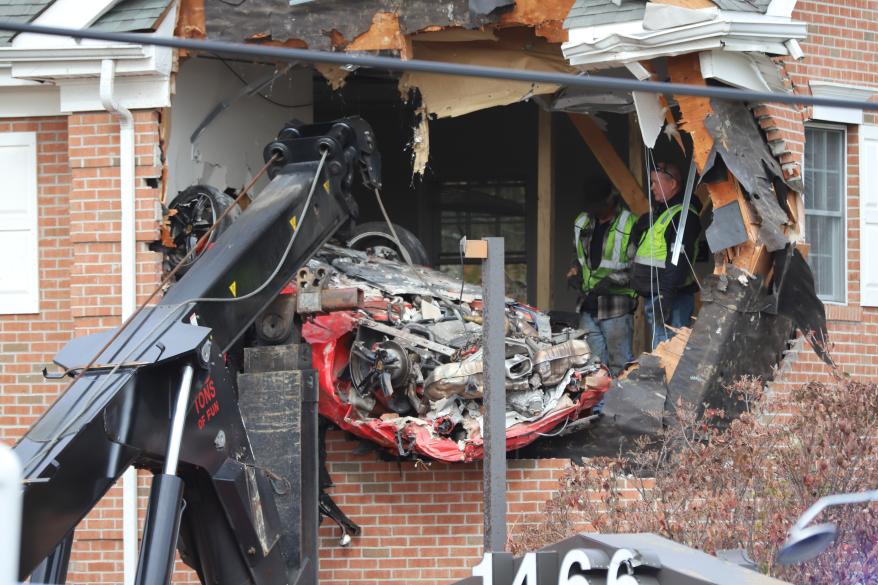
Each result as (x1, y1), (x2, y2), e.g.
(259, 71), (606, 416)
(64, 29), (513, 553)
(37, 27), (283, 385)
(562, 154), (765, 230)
(568, 113), (649, 216)
(628, 113), (649, 357)
(628, 112), (644, 190)
(536, 108), (554, 309)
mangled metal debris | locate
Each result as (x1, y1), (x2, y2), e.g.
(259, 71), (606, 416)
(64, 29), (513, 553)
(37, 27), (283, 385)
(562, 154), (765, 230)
(278, 245), (611, 462)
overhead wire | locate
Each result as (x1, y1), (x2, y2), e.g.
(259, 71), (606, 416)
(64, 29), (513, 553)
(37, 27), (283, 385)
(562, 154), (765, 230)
(644, 152), (666, 345)
(196, 149), (328, 307)
(215, 55), (312, 109)
(644, 147), (707, 345)
(646, 149), (703, 290)
(0, 21), (876, 113)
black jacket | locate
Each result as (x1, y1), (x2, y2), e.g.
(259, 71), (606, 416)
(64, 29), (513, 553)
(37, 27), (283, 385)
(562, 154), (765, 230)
(629, 193), (702, 302)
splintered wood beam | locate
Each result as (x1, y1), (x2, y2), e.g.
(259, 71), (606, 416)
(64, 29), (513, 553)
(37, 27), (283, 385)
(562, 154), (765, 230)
(653, 325), (692, 382)
(346, 12), (412, 59)
(666, 54), (769, 276)
(536, 109), (554, 309)
(568, 113), (649, 215)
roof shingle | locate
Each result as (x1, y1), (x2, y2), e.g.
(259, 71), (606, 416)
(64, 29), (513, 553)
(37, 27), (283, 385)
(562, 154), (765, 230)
(0, 0), (55, 44)
(90, 0), (172, 33)
(711, 0), (771, 12)
(564, 0), (772, 31)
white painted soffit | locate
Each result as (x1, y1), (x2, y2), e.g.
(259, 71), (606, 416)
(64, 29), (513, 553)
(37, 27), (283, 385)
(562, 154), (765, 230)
(700, 50), (788, 93)
(0, 0), (177, 112)
(562, 9), (807, 69)
(810, 80), (878, 125)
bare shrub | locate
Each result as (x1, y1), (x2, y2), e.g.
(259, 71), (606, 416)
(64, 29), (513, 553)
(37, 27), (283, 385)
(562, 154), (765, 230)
(512, 377), (878, 584)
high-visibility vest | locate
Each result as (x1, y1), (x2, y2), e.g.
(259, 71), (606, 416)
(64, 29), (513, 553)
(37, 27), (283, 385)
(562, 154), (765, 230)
(634, 203), (699, 269)
(574, 209), (637, 297)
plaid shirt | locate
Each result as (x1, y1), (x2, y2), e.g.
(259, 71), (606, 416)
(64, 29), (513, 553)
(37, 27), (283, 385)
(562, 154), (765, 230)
(594, 293), (637, 321)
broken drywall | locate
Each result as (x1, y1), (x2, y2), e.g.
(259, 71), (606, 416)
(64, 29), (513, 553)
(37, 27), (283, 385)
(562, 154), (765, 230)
(399, 31), (574, 119)
(398, 29), (576, 174)
(166, 57), (312, 201)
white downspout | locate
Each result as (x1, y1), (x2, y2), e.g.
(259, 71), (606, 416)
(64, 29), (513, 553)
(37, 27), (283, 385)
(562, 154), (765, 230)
(100, 58), (138, 585)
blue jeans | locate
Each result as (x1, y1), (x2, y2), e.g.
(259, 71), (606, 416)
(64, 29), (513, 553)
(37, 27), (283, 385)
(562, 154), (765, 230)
(580, 311), (634, 376)
(643, 291), (695, 350)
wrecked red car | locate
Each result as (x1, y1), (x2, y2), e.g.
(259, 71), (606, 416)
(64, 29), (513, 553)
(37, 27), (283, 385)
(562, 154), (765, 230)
(264, 245), (610, 463)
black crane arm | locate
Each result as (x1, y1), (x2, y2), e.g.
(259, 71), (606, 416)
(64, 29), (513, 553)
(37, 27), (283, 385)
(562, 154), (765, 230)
(13, 118), (381, 585)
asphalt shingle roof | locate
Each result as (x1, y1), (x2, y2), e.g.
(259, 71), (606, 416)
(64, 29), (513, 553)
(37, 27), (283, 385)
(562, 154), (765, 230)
(564, 0), (647, 29)
(0, 0), (55, 44)
(712, 0), (771, 11)
(90, 0), (173, 32)
(564, 0), (771, 30)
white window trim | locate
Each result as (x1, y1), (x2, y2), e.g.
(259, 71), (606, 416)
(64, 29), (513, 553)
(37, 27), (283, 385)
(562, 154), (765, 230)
(809, 81), (877, 126)
(0, 131), (39, 315)
(804, 122), (848, 306)
(859, 124), (878, 308)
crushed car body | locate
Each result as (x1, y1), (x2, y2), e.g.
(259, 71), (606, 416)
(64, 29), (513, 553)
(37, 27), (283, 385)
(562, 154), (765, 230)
(274, 245), (611, 463)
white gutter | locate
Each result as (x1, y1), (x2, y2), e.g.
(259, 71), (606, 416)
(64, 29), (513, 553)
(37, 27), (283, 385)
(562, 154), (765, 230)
(563, 12), (807, 68)
(99, 58), (138, 585)
(0, 46), (145, 61)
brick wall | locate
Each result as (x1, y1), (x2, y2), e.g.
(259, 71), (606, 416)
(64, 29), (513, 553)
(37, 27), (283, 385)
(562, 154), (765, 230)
(4, 2), (878, 584)
(0, 117), (72, 442)
(0, 111), (165, 584)
(317, 431), (567, 585)
(768, 0), (878, 390)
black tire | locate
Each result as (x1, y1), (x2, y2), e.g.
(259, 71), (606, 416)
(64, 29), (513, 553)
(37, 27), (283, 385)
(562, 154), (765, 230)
(166, 185), (241, 277)
(346, 221), (430, 266)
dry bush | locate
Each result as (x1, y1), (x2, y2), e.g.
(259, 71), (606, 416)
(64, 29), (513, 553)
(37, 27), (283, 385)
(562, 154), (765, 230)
(512, 378), (878, 584)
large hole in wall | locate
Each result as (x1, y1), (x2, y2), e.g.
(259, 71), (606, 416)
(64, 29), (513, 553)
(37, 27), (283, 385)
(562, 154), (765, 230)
(166, 56), (314, 204)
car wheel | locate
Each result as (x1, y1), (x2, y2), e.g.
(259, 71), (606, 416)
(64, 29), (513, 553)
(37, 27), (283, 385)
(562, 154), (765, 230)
(346, 221), (430, 266)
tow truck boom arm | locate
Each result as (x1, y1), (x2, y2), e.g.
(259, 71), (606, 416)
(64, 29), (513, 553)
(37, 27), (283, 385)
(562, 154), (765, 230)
(13, 118), (380, 584)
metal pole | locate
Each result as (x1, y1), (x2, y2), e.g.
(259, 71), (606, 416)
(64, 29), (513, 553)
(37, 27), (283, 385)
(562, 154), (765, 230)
(482, 237), (506, 553)
(134, 364), (195, 585)
(164, 364), (195, 476)
(298, 371), (320, 585)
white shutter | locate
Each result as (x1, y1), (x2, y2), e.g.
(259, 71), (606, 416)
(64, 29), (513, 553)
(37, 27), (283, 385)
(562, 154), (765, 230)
(0, 132), (39, 314)
(860, 125), (878, 307)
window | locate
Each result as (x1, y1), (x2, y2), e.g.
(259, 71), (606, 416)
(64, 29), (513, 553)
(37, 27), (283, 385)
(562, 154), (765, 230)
(804, 125), (846, 303)
(0, 132), (39, 314)
(435, 180), (528, 302)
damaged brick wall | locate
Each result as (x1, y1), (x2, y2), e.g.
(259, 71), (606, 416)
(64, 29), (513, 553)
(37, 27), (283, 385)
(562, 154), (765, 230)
(304, 3), (878, 582)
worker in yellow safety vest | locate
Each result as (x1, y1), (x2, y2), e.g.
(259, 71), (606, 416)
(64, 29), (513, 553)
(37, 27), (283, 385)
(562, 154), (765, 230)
(566, 176), (638, 375)
(629, 161), (702, 350)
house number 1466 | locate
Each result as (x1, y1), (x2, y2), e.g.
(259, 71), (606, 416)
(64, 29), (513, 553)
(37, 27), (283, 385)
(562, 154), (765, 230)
(472, 547), (659, 585)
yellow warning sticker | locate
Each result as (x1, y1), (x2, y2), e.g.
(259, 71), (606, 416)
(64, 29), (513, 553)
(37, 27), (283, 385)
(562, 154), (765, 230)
(290, 215), (298, 230)
(323, 180), (330, 193)
(229, 281), (237, 297)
